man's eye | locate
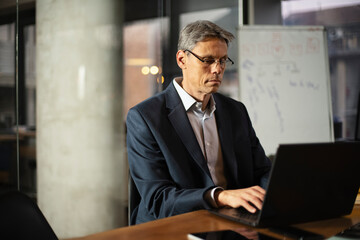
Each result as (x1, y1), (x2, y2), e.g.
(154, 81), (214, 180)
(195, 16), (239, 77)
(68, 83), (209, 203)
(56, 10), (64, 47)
(203, 59), (215, 64)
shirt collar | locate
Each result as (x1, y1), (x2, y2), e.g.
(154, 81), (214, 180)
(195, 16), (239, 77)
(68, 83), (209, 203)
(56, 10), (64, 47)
(173, 77), (216, 116)
(173, 77), (196, 111)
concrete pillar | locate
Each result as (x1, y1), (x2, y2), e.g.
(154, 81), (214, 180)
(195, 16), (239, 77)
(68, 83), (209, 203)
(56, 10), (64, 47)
(36, 0), (125, 238)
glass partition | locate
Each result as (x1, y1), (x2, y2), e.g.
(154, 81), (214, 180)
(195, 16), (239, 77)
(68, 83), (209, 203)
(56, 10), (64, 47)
(0, 12), (17, 193)
(123, 18), (169, 116)
(282, 0), (360, 140)
(0, 1), (36, 196)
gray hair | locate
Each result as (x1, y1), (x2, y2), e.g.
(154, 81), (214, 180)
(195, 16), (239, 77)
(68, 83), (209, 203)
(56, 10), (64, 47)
(177, 20), (235, 51)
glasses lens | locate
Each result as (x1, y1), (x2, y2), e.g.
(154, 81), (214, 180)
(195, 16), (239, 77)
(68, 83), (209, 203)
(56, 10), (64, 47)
(204, 59), (216, 65)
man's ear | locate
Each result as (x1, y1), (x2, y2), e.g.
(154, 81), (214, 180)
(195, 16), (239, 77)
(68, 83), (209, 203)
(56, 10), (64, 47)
(176, 50), (186, 69)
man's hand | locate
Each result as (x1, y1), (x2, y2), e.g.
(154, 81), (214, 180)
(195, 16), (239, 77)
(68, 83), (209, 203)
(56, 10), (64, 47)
(215, 186), (266, 213)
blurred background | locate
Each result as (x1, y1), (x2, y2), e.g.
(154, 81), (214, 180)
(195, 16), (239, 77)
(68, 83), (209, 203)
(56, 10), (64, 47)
(0, 0), (359, 238)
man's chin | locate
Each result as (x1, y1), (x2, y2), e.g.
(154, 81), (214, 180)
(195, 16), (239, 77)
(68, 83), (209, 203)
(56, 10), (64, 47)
(208, 85), (220, 93)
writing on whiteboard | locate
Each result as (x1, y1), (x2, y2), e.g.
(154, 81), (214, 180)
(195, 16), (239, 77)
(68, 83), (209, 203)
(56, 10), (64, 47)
(241, 34), (322, 133)
(238, 27), (333, 156)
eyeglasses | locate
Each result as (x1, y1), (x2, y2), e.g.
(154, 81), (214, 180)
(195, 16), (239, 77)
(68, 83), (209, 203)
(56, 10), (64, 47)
(184, 49), (234, 68)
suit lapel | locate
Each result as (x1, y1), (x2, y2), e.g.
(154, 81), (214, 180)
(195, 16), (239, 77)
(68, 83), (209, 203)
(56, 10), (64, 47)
(165, 84), (211, 177)
(213, 94), (239, 185)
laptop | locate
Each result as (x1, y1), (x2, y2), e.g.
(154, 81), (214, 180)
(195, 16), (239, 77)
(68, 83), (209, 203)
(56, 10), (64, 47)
(209, 142), (360, 227)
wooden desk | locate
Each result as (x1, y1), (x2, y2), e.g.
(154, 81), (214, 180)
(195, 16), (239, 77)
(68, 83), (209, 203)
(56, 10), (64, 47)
(68, 205), (360, 240)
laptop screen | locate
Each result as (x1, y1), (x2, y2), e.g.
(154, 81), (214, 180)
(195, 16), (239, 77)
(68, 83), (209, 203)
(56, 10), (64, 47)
(210, 142), (360, 227)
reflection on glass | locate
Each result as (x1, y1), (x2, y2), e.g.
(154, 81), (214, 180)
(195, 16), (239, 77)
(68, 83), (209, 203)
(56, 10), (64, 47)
(0, 21), (37, 195)
(19, 24), (36, 195)
(0, 23), (16, 191)
(188, 229), (277, 240)
(123, 18), (169, 117)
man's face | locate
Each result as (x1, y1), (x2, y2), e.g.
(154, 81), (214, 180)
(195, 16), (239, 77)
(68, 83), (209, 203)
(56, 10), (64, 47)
(180, 38), (229, 100)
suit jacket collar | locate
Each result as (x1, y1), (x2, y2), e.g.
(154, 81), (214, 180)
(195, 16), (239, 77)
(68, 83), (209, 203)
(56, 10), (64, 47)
(165, 82), (212, 178)
(164, 82), (239, 185)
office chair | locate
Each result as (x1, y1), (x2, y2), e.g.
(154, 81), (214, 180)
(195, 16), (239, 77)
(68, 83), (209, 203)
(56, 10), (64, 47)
(0, 191), (58, 240)
(128, 174), (141, 225)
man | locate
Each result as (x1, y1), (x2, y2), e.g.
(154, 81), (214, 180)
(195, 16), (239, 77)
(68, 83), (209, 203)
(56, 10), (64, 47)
(126, 20), (271, 225)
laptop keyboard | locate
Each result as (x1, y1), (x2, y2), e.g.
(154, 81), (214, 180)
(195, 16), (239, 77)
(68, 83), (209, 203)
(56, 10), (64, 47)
(232, 207), (259, 222)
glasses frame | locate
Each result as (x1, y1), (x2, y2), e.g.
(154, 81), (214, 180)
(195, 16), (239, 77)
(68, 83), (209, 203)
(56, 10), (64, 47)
(184, 49), (234, 67)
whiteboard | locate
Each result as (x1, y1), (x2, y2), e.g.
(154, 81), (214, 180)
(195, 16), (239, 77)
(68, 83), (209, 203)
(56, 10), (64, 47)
(238, 26), (334, 156)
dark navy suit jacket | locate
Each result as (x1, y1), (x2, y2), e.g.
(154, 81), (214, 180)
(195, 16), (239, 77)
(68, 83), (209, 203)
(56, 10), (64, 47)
(126, 81), (271, 224)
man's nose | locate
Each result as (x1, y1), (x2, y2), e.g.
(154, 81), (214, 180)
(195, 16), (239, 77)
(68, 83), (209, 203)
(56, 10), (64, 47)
(211, 61), (223, 74)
